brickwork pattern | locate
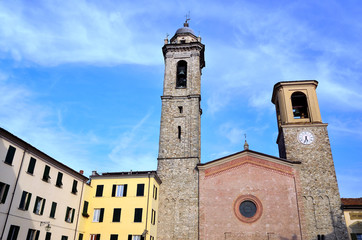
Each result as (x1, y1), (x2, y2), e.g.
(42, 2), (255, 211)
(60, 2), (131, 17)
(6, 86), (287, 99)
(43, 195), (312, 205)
(281, 125), (349, 240)
(157, 34), (204, 240)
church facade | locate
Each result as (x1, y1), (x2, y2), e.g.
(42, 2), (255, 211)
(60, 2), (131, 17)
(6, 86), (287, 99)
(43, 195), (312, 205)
(157, 22), (349, 240)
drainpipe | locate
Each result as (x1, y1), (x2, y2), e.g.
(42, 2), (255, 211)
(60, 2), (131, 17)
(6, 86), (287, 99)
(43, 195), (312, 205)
(74, 179), (85, 240)
(0, 147), (27, 240)
(143, 172), (151, 238)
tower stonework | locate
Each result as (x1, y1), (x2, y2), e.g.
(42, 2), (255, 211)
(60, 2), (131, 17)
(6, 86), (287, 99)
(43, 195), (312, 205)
(157, 22), (205, 240)
(272, 81), (348, 240)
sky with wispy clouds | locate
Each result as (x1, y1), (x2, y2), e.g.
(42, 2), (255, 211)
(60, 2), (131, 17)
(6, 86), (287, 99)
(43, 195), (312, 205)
(0, 0), (361, 197)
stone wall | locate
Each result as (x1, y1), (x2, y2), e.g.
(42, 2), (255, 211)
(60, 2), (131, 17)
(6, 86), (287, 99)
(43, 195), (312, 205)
(281, 125), (349, 240)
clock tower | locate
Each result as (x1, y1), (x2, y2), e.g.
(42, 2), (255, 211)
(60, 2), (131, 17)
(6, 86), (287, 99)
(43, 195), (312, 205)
(272, 81), (348, 240)
(157, 21), (205, 240)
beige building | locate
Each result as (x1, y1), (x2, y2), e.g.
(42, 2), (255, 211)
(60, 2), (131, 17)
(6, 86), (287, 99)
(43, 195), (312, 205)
(0, 127), (88, 240)
(342, 198), (362, 240)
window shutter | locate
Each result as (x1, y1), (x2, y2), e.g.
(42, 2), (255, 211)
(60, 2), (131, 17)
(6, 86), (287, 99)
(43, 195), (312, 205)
(26, 229), (32, 240)
(43, 165), (50, 181)
(1, 184), (10, 203)
(71, 208), (75, 223)
(27, 157), (36, 174)
(65, 207), (70, 221)
(56, 172), (63, 186)
(33, 197), (40, 213)
(45, 232), (51, 240)
(35, 230), (40, 240)
(99, 208), (104, 222)
(112, 185), (116, 197)
(5, 146), (16, 165)
(72, 180), (78, 194)
(123, 184), (128, 196)
(25, 193), (32, 210)
(83, 201), (89, 214)
(141, 236), (145, 240)
(9, 225), (20, 240)
(78, 233), (83, 240)
(128, 235), (132, 240)
(19, 191), (27, 209)
(96, 185), (103, 197)
(96, 234), (101, 240)
(50, 202), (57, 218)
(40, 199), (46, 215)
(137, 184), (145, 196)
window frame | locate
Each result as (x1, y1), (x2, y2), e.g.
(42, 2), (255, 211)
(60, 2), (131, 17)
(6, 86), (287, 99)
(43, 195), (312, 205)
(0, 181), (10, 204)
(56, 172), (63, 187)
(72, 180), (78, 194)
(95, 185), (103, 197)
(7, 225), (20, 240)
(112, 184), (127, 197)
(42, 165), (51, 182)
(49, 201), (57, 218)
(134, 208), (143, 223)
(65, 206), (75, 223)
(112, 208), (122, 222)
(93, 208), (104, 222)
(19, 191), (32, 210)
(33, 196), (45, 215)
(136, 184), (145, 197)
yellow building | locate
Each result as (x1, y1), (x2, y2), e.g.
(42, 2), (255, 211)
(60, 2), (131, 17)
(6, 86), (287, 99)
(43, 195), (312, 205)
(78, 171), (161, 240)
(342, 198), (362, 240)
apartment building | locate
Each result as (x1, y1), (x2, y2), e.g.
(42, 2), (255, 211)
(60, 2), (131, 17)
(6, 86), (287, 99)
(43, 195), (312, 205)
(0, 127), (88, 240)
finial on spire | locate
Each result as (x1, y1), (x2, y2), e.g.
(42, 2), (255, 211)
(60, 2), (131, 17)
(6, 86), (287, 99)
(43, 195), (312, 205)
(244, 134), (249, 150)
(184, 12), (191, 27)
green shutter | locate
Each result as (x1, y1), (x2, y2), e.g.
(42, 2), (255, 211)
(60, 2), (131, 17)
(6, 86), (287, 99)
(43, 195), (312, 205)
(40, 198), (46, 215)
(123, 184), (127, 196)
(45, 232), (51, 240)
(25, 193), (32, 210)
(82, 201), (89, 215)
(112, 185), (116, 197)
(128, 235), (132, 240)
(33, 197), (40, 213)
(65, 207), (70, 221)
(71, 208), (75, 223)
(35, 230), (40, 240)
(50, 202), (57, 218)
(99, 208), (104, 222)
(56, 172), (63, 187)
(1, 184), (10, 203)
(43, 165), (50, 181)
(27, 157), (36, 174)
(5, 146), (16, 165)
(78, 233), (83, 240)
(72, 180), (78, 194)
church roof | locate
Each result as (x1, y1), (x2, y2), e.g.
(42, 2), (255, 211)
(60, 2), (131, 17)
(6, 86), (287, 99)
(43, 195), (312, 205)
(198, 149), (300, 169)
(175, 26), (195, 35)
(341, 198), (362, 209)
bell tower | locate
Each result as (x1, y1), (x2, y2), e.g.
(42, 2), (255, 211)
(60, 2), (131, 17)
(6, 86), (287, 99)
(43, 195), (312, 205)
(157, 20), (205, 240)
(272, 81), (348, 240)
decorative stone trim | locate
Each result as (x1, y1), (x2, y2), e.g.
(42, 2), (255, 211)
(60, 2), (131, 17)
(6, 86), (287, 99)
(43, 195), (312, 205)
(233, 194), (263, 223)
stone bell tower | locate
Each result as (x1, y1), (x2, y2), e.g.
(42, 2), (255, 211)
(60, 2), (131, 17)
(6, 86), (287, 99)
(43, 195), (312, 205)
(272, 81), (348, 240)
(157, 20), (205, 240)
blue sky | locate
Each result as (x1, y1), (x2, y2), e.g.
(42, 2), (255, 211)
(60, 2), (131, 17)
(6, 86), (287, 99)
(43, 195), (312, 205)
(0, 0), (361, 197)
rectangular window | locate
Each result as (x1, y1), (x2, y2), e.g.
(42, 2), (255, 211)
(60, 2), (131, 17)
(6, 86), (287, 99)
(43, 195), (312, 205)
(110, 234), (118, 240)
(127, 235), (144, 240)
(72, 180), (78, 194)
(33, 196), (45, 215)
(82, 201), (89, 217)
(42, 165), (51, 182)
(56, 172), (63, 187)
(136, 184), (145, 197)
(153, 185), (157, 200)
(95, 185), (103, 197)
(93, 208), (104, 222)
(78, 233), (83, 240)
(112, 184), (127, 197)
(112, 208), (121, 222)
(151, 209), (156, 225)
(19, 191), (32, 210)
(7, 225), (20, 240)
(50, 201), (57, 218)
(27, 157), (36, 174)
(4, 145), (16, 165)
(90, 234), (100, 240)
(26, 229), (39, 240)
(0, 181), (10, 204)
(61, 236), (68, 240)
(45, 232), (51, 240)
(65, 207), (75, 223)
(134, 208), (142, 222)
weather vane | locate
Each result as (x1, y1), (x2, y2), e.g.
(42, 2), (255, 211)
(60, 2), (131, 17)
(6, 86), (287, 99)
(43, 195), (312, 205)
(185, 11), (191, 23)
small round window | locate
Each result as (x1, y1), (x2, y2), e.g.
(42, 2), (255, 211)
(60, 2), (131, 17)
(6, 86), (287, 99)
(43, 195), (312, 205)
(233, 195), (262, 223)
(239, 200), (257, 218)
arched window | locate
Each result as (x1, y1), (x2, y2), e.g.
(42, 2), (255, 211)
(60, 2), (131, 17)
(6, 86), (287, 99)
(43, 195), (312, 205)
(291, 92), (309, 119)
(176, 61), (187, 88)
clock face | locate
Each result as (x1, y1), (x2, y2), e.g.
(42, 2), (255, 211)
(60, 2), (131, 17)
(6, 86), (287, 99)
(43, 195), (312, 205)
(298, 131), (314, 145)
